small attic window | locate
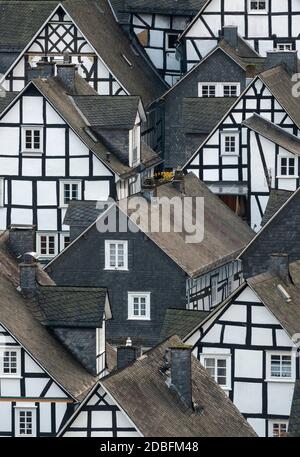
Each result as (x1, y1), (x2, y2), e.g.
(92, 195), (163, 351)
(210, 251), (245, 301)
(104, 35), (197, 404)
(122, 54), (133, 68)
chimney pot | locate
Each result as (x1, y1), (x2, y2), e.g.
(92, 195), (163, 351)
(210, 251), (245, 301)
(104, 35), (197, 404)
(170, 344), (193, 409)
(222, 26), (238, 49)
(117, 339), (139, 370)
(269, 253), (290, 283)
(57, 62), (77, 94)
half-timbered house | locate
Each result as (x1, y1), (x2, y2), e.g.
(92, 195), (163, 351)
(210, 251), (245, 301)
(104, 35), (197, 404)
(58, 335), (256, 437)
(44, 173), (253, 347)
(184, 53), (300, 230)
(0, 0), (166, 106)
(0, 231), (111, 437)
(110, 0), (207, 85)
(0, 64), (161, 258)
(179, 0), (300, 70)
(183, 257), (300, 437)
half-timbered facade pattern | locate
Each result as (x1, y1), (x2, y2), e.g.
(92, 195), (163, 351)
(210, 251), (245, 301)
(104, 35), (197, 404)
(185, 70), (300, 230)
(181, 0), (300, 70)
(0, 323), (73, 437)
(1, 5), (127, 96)
(185, 284), (298, 437)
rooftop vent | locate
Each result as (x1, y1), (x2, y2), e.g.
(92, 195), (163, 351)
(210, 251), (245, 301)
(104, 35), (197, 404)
(277, 284), (291, 303)
(122, 54), (133, 68)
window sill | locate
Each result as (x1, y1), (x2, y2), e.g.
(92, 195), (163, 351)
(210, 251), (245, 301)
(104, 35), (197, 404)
(127, 317), (151, 321)
(21, 151), (43, 155)
(104, 268), (129, 272)
(221, 153), (239, 157)
(265, 378), (294, 383)
(0, 375), (23, 379)
(248, 11), (268, 15)
(276, 176), (298, 179)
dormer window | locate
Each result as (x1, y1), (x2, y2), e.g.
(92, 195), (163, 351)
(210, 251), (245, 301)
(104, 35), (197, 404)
(249, 1), (267, 13)
(22, 127), (43, 153)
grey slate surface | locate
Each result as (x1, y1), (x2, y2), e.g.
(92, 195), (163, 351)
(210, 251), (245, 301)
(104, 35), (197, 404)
(123, 0), (207, 15)
(64, 200), (106, 227)
(183, 97), (236, 133)
(160, 308), (210, 341)
(73, 95), (141, 129)
(0, 91), (19, 114)
(101, 335), (256, 437)
(261, 189), (293, 227)
(289, 380), (300, 437)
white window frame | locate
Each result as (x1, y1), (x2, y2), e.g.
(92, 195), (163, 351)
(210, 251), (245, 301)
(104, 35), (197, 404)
(277, 154), (298, 178)
(15, 407), (37, 437)
(268, 420), (289, 438)
(36, 232), (58, 259)
(200, 354), (232, 390)
(59, 233), (71, 252)
(105, 240), (128, 271)
(221, 131), (240, 156)
(0, 347), (21, 378)
(59, 180), (82, 208)
(277, 43), (292, 51)
(223, 83), (240, 98)
(266, 352), (295, 382)
(198, 83), (217, 98)
(198, 83), (240, 98)
(166, 33), (178, 51)
(0, 178), (4, 207)
(248, 0), (268, 14)
(128, 292), (151, 321)
(21, 126), (43, 153)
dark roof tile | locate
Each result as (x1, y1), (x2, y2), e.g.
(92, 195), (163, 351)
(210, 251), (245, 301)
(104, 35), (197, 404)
(160, 308), (210, 341)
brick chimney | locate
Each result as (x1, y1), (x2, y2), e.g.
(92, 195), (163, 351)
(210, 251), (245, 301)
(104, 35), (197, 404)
(269, 253), (290, 283)
(57, 53), (77, 93)
(170, 344), (193, 409)
(20, 252), (38, 295)
(117, 338), (139, 369)
(265, 50), (298, 74)
(222, 26), (238, 49)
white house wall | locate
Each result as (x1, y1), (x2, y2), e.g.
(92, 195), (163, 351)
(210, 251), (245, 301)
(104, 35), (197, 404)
(185, 285), (298, 437)
(184, 0), (300, 68)
(0, 323), (73, 437)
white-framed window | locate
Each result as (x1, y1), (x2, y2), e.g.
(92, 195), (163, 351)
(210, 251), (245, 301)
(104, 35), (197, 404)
(59, 180), (81, 208)
(105, 240), (128, 271)
(277, 43), (292, 51)
(269, 420), (289, 438)
(0, 347), (21, 377)
(223, 83), (240, 98)
(15, 408), (37, 437)
(21, 126), (43, 153)
(266, 352), (295, 381)
(200, 354), (231, 390)
(36, 233), (58, 258)
(248, 0), (267, 13)
(198, 83), (216, 98)
(221, 131), (239, 156)
(278, 155), (297, 178)
(128, 292), (151, 320)
(166, 33), (178, 51)
(60, 233), (71, 251)
(0, 177), (4, 207)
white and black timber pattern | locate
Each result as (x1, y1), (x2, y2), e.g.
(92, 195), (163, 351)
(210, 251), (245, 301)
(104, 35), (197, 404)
(182, 0), (300, 70)
(59, 384), (141, 438)
(185, 285), (298, 437)
(1, 5), (127, 96)
(184, 76), (300, 231)
(0, 83), (114, 244)
(0, 323), (73, 437)
(130, 13), (190, 85)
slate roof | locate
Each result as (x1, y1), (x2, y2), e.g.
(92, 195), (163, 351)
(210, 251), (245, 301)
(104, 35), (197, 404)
(0, 92), (18, 113)
(248, 260), (300, 339)
(0, 231), (96, 400)
(101, 335), (256, 437)
(289, 380), (300, 437)
(122, 0), (207, 15)
(219, 38), (264, 73)
(0, 0), (167, 106)
(183, 97), (236, 134)
(260, 65), (300, 130)
(243, 114), (300, 156)
(33, 286), (108, 327)
(73, 95), (142, 129)
(64, 200), (106, 227)
(261, 189), (293, 227)
(160, 308), (210, 341)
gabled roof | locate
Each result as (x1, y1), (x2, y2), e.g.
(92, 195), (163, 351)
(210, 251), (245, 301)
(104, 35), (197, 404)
(122, 0), (207, 15)
(178, 0), (212, 40)
(243, 114), (300, 156)
(101, 335), (256, 437)
(72, 95), (144, 129)
(289, 381), (300, 437)
(247, 261), (300, 339)
(49, 173), (254, 277)
(32, 286), (111, 328)
(183, 97), (236, 134)
(0, 232), (96, 400)
(0, 92), (18, 112)
(160, 308), (210, 341)
(0, 1), (167, 105)
(261, 189), (293, 227)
